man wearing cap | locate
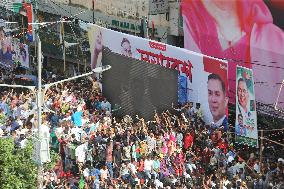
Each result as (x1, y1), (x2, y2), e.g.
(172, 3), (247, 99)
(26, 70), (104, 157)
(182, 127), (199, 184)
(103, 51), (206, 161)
(207, 73), (228, 131)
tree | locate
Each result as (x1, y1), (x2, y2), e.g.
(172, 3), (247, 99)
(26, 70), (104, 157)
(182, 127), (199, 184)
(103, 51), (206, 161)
(0, 138), (37, 189)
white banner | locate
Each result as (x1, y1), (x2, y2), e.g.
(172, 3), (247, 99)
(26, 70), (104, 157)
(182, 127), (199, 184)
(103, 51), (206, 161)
(87, 24), (228, 126)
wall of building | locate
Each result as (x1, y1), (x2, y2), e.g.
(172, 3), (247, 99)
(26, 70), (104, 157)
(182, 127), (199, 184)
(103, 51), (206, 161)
(70, 0), (93, 9)
(37, 0), (183, 47)
(39, 0), (175, 32)
(94, 0), (148, 19)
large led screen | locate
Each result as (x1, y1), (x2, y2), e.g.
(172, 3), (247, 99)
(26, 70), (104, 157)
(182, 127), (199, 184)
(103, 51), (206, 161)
(102, 47), (178, 120)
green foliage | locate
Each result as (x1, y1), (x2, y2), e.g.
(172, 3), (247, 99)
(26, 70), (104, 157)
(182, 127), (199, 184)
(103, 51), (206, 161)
(0, 138), (37, 189)
(43, 149), (60, 171)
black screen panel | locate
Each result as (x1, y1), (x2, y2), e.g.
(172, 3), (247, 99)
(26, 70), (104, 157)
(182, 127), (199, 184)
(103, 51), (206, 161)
(102, 48), (178, 120)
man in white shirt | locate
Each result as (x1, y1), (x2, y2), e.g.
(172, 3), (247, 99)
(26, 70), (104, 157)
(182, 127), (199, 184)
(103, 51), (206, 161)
(71, 125), (82, 142)
(146, 133), (156, 153)
(235, 158), (246, 172)
(188, 102), (196, 117)
(128, 160), (137, 175)
(144, 156), (153, 180)
(75, 142), (88, 174)
(55, 123), (64, 139)
(253, 160), (260, 174)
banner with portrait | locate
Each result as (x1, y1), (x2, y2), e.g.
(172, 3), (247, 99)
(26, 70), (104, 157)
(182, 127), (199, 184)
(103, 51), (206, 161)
(0, 23), (29, 69)
(235, 66), (258, 147)
(181, 0), (284, 111)
(87, 24), (228, 126)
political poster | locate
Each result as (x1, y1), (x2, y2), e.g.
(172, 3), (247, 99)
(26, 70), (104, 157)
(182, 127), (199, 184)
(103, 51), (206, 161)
(235, 66), (258, 147)
(87, 24), (228, 127)
(0, 26), (29, 69)
(181, 0), (284, 110)
(13, 42), (29, 68)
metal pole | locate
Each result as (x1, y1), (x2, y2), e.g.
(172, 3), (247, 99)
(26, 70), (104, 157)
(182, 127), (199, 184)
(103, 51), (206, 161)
(0, 84), (35, 90)
(261, 137), (284, 147)
(259, 130), (263, 174)
(84, 57), (86, 73)
(37, 36), (43, 189)
(274, 79), (284, 110)
(63, 22), (66, 72)
(143, 16), (148, 38)
(93, 0), (95, 24)
(44, 65), (111, 89)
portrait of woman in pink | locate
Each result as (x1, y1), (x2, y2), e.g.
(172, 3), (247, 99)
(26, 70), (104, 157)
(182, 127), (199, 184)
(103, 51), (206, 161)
(181, 0), (284, 109)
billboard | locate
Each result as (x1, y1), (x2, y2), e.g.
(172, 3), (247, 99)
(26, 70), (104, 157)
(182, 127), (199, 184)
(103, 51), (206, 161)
(181, 0), (284, 110)
(0, 23), (29, 69)
(87, 24), (228, 126)
(102, 47), (178, 120)
(235, 66), (258, 147)
(1, 2), (34, 42)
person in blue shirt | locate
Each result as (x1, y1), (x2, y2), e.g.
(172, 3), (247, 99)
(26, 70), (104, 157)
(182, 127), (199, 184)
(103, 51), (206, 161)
(94, 98), (101, 111)
(50, 112), (60, 129)
(101, 98), (111, 112)
(72, 106), (83, 127)
(10, 118), (20, 132)
(0, 38), (13, 65)
(89, 167), (101, 189)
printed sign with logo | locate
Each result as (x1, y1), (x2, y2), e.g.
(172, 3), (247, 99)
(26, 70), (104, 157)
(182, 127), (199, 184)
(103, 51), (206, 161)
(235, 66), (258, 147)
(87, 24), (228, 126)
(149, 0), (169, 15)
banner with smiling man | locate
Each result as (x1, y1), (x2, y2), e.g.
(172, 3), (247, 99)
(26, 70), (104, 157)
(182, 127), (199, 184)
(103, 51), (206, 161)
(235, 66), (258, 147)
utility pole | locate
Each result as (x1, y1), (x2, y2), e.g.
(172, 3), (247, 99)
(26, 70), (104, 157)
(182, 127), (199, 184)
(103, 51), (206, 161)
(140, 16), (148, 38)
(93, 0), (95, 24)
(274, 79), (284, 112)
(36, 35), (43, 189)
(259, 130), (263, 174)
(62, 21), (66, 72)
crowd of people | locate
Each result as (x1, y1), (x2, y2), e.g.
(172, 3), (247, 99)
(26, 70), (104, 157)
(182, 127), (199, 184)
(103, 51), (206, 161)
(0, 66), (283, 189)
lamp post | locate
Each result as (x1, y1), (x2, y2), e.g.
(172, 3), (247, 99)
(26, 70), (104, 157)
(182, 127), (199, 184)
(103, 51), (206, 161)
(36, 35), (44, 189)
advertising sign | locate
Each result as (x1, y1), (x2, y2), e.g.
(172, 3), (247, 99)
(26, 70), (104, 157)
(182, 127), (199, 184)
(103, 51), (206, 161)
(1, 2), (34, 41)
(0, 24), (29, 69)
(149, 0), (169, 15)
(181, 0), (284, 110)
(87, 24), (228, 126)
(235, 66), (258, 147)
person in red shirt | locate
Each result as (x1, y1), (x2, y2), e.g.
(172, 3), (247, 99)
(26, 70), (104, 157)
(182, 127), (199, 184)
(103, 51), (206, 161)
(218, 138), (228, 154)
(184, 131), (193, 151)
(173, 148), (186, 177)
(58, 135), (67, 176)
(201, 147), (212, 166)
